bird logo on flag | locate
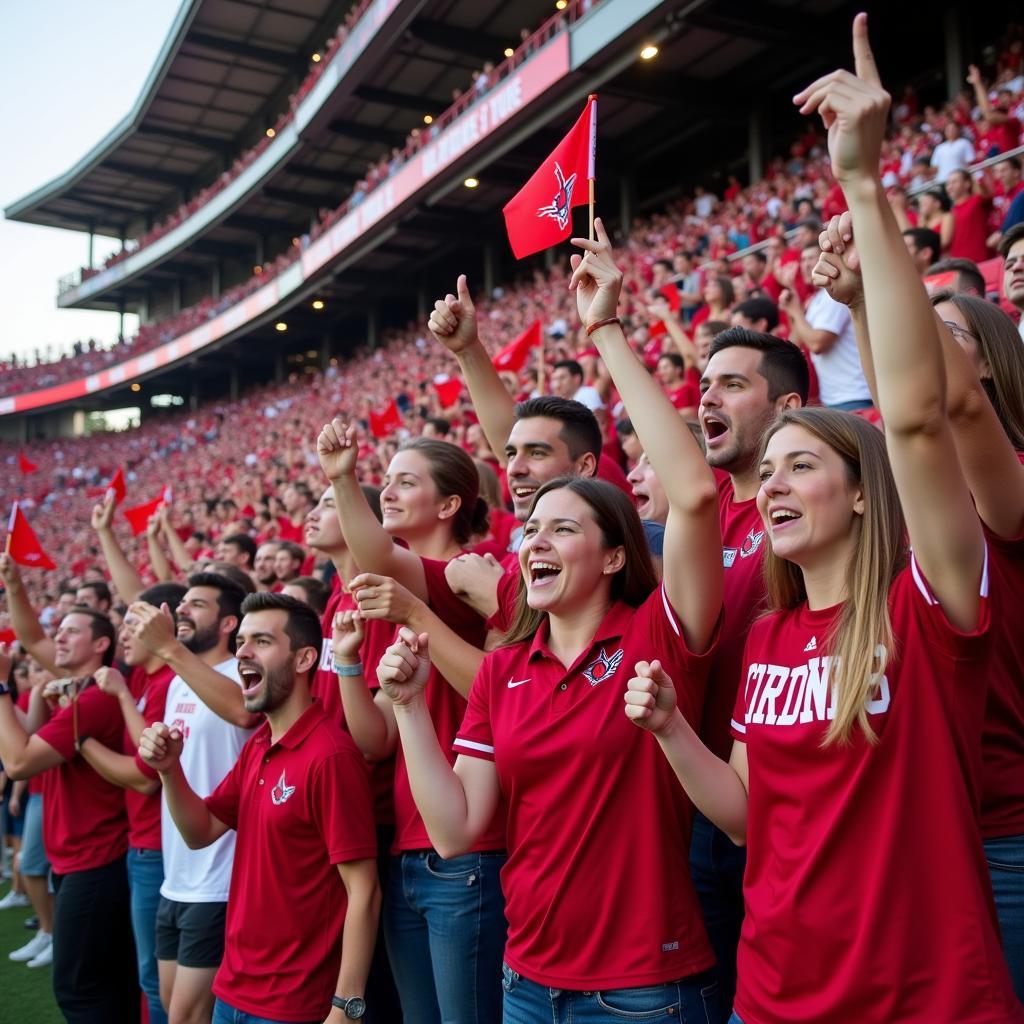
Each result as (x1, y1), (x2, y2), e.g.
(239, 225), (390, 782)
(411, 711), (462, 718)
(271, 770), (296, 806)
(536, 163), (577, 231)
(582, 647), (624, 686)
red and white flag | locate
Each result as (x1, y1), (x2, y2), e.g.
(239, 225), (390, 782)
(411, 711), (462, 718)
(369, 399), (404, 439)
(502, 95), (597, 259)
(432, 375), (463, 409)
(17, 453), (38, 475)
(123, 486), (172, 537)
(5, 503), (56, 570)
(493, 320), (542, 373)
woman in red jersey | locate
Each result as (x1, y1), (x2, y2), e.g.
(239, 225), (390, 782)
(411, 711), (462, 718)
(371, 219), (726, 1022)
(625, 17), (1024, 1024)
(314, 431), (505, 1024)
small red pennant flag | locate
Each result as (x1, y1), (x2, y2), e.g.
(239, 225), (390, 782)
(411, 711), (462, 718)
(432, 375), (463, 409)
(493, 320), (542, 373)
(105, 466), (127, 506)
(369, 399), (403, 439)
(5, 503), (56, 570)
(17, 453), (38, 475)
(123, 486), (171, 537)
(502, 96), (597, 259)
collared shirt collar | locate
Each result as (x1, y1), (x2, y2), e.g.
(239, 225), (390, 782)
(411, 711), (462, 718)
(254, 700), (325, 751)
(526, 600), (637, 666)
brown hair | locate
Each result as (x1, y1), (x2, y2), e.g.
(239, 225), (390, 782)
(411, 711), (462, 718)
(760, 409), (907, 744)
(398, 438), (489, 544)
(501, 477), (657, 647)
(474, 459), (503, 510)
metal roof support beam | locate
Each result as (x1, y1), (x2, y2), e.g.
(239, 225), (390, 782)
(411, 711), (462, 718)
(103, 161), (196, 188)
(325, 119), (408, 146)
(405, 19), (509, 63)
(187, 31), (308, 73)
(262, 186), (320, 207)
(136, 126), (234, 154)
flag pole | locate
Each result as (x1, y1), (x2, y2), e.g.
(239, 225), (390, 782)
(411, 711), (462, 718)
(5, 503), (14, 555)
(587, 94), (597, 241)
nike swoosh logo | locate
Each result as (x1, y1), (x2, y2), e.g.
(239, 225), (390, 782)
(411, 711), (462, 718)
(507, 678), (531, 688)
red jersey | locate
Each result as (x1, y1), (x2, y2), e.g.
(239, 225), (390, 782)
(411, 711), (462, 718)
(950, 194), (993, 263)
(125, 664), (174, 850)
(276, 516), (305, 544)
(206, 703), (377, 1023)
(980, 530), (1024, 838)
(36, 686), (129, 874)
(700, 474), (767, 759)
(665, 370), (701, 412)
(455, 586), (716, 989)
(393, 557), (505, 853)
(729, 559), (1023, 1023)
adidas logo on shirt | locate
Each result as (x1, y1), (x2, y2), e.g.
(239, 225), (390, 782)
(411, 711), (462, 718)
(804, 636), (817, 652)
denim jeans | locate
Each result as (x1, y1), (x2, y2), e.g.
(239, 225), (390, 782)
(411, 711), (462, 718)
(985, 833), (1024, 1001)
(212, 998), (318, 1024)
(127, 847), (166, 1024)
(728, 1015), (743, 1024)
(501, 962), (720, 1023)
(690, 811), (746, 1022)
(384, 850), (506, 1024)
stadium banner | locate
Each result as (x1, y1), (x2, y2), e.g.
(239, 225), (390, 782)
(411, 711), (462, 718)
(1, 34), (575, 417)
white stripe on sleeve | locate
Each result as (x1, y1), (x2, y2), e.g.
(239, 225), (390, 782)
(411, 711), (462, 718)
(453, 738), (495, 755)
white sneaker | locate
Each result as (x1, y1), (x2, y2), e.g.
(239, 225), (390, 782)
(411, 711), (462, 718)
(0, 890), (30, 910)
(9, 930), (49, 962)
(27, 935), (53, 968)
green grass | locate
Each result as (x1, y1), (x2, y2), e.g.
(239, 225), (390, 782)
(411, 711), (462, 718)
(0, 884), (62, 1024)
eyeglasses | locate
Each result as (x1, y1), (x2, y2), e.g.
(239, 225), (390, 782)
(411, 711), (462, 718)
(943, 321), (979, 343)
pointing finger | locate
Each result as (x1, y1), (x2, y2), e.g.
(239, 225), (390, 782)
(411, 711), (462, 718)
(851, 12), (881, 88)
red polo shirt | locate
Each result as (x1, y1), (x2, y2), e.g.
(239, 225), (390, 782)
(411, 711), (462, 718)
(205, 702), (377, 1023)
(455, 585), (716, 989)
(36, 686), (129, 874)
(125, 664), (174, 850)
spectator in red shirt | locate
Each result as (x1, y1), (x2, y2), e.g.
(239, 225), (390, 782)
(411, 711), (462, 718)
(273, 542), (304, 586)
(968, 65), (1022, 155)
(946, 169), (994, 263)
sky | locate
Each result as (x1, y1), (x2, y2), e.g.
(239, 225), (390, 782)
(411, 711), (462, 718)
(0, 1), (183, 363)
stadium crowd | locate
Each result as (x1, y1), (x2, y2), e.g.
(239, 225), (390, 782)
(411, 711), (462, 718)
(9, 13), (1023, 396)
(2, 13), (1024, 1024)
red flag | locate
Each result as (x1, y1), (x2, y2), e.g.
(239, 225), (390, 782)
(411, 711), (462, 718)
(123, 486), (171, 537)
(369, 399), (403, 439)
(502, 96), (597, 259)
(493, 320), (542, 373)
(105, 466), (127, 506)
(432, 375), (463, 409)
(5, 504), (56, 570)
(0, 628), (16, 645)
(659, 284), (681, 313)
(17, 453), (38, 475)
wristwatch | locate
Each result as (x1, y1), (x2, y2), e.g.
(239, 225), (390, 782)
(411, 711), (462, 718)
(331, 996), (366, 1020)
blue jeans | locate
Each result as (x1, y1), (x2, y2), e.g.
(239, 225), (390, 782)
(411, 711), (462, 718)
(501, 963), (720, 1023)
(212, 999), (318, 1024)
(728, 1015), (743, 1024)
(985, 833), (1024, 1001)
(127, 847), (166, 1024)
(384, 850), (506, 1024)
(829, 399), (874, 411)
(690, 812), (746, 1023)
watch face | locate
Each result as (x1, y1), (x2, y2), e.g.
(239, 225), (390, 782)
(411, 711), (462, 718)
(345, 997), (366, 1019)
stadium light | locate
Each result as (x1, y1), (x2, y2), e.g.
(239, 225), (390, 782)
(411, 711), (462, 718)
(266, 127), (276, 138)
(640, 44), (659, 60)
(275, 322), (288, 332)
(464, 177), (480, 189)
(423, 114), (433, 125)
(555, 1), (567, 10)
(504, 47), (514, 58)
(311, 52), (321, 62)
(312, 299), (325, 310)
(130, 383), (141, 392)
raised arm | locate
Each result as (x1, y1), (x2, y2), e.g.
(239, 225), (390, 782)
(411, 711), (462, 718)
(796, 14), (985, 628)
(146, 514), (176, 582)
(158, 506), (195, 577)
(427, 276), (517, 466)
(316, 421), (428, 601)
(967, 65), (1005, 125)
(570, 219), (722, 653)
(79, 738), (159, 794)
(0, 555), (57, 674)
(332, 610), (396, 760)
(91, 495), (146, 602)
(380, 630), (501, 858)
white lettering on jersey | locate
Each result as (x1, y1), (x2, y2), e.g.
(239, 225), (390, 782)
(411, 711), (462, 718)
(742, 645), (890, 728)
(319, 637), (334, 674)
(723, 548), (738, 568)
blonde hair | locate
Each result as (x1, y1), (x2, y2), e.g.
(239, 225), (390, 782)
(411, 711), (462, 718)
(760, 409), (907, 744)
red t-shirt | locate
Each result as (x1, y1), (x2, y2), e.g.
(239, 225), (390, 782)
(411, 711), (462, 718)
(455, 586), (715, 989)
(37, 686), (129, 874)
(276, 517), (304, 544)
(206, 703), (377, 1022)
(596, 453), (634, 500)
(665, 369), (701, 412)
(949, 194), (993, 263)
(392, 557), (505, 853)
(699, 474), (767, 760)
(125, 664), (174, 850)
(979, 530), (1024, 838)
(991, 116), (1022, 155)
(729, 560), (1023, 1024)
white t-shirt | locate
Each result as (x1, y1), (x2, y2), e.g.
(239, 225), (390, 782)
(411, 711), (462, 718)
(805, 289), (872, 407)
(573, 384), (605, 411)
(159, 658), (253, 903)
(930, 138), (975, 182)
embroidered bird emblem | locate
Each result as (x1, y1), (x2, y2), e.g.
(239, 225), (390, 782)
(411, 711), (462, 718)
(582, 647), (625, 686)
(271, 770), (296, 806)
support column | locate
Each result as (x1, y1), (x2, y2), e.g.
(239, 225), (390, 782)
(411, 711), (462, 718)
(943, 7), (964, 102)
(172, 279), (183, 315)
(321, 332), (332, 371)
(274, 353), (285, 383)
(255, 236), (266, 268)
(118, 304), (126, 342)
(87, 229), (95, 270)
(367, 306), (379, 349)
(619, 174), (635, 235)
(748, 104), (765, 185)
(416, 285), (428, 323)
(212, 262), (222, 300)
(483, 242), (495, 297)
(189, 382), (199, 412)
(229, 366), (239, 402)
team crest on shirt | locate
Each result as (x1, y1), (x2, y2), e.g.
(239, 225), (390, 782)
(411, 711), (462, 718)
(271, 771), (296, 806)
(582, 647), (625, 686)
(739, 528), (765, 558)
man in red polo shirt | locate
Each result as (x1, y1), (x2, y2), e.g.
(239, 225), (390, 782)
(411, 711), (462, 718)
(0, 606), (139, 1023)
(139, 592), (379, 1024)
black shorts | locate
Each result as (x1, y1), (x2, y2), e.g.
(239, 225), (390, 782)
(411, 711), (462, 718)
(154, 897), (227, 968)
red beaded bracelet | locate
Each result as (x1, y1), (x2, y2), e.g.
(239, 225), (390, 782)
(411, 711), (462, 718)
(585, 316), (621, 336)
